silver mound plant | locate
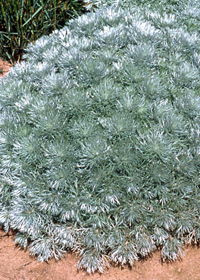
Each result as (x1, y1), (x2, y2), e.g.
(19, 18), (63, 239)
(1, 0), (200, 273)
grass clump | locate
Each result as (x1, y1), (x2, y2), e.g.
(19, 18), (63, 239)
(0, 0), (89, 63)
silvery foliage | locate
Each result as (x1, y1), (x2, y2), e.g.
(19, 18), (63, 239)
(83, 0), (200, 13)
(1, 0), (200, 273)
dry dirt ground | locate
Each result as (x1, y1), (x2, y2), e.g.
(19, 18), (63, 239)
(1, 227), (200, 280)
(1, 57), (200, 279)
(0, 58), (11, 77)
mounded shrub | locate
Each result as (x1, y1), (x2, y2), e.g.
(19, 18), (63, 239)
(83, 0), (200, 16)
(1, 1), (200, 273)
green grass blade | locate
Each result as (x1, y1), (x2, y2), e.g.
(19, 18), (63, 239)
(22, 6), (43, 28)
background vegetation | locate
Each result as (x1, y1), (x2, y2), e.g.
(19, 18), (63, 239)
(0, 0), (92, 64)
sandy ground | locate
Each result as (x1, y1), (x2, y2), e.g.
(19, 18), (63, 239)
(1, 57), (200, 279)
(0, 228), (200, 280)
(0, 58), (11, 78)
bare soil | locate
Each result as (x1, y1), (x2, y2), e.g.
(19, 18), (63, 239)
(1, 228), (200, 280)
(0, 57), (200, 279)
(0, 58), (11, 78)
